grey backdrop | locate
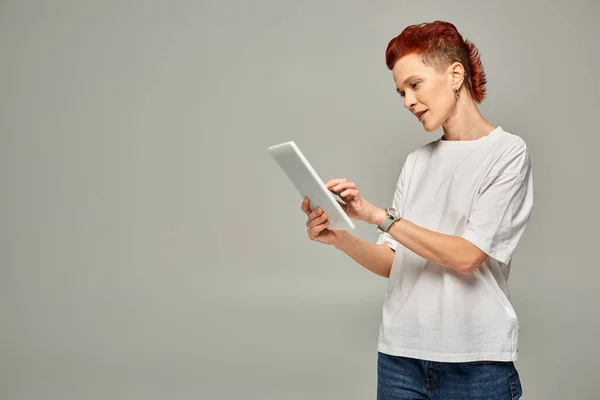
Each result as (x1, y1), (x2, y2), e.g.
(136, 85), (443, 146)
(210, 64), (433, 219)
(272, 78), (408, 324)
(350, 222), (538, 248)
(1, 0), (599, 399)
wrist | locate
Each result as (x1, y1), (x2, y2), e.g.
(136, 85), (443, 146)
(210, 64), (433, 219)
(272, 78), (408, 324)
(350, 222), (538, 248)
(333, 230), (349, 248)
(369, 206), (387, 226)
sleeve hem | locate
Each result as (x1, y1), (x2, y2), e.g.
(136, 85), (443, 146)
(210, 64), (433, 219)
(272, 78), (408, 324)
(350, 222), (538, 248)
(376, 234), (398, 251)
(461, 231), (510, 265)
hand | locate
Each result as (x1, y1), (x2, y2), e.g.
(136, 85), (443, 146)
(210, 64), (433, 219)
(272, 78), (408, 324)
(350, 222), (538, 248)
(325, 178), (377, 222)
(301, 197), (344, 246)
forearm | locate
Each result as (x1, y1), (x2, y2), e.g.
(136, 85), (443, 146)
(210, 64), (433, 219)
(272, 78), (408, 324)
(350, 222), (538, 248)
(333, 231), (395, 278)
(371, 209), (483, 275)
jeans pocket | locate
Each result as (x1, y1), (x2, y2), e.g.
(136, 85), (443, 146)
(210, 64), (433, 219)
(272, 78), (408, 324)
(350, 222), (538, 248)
(508, 362), (523, 399)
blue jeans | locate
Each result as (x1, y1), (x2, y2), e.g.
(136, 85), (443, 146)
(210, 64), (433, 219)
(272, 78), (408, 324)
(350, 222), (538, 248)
(377, 352), (523, 400)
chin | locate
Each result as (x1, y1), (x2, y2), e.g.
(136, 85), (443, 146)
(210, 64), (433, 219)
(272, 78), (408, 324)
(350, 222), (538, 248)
(422, 121), (441, 133)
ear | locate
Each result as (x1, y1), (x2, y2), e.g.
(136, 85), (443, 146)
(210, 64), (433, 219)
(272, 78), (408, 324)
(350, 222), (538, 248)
(448, 62), (466, 89)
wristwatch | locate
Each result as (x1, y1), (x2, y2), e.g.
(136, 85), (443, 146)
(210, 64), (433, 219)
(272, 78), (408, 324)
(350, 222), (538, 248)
(377, 207), (401, 233)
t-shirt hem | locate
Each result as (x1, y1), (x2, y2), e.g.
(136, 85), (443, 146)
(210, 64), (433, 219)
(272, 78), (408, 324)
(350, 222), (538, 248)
(377, 342), (518, 363)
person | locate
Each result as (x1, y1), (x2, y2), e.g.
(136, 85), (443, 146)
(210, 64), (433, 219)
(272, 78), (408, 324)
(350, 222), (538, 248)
(301, 21), (533, 400)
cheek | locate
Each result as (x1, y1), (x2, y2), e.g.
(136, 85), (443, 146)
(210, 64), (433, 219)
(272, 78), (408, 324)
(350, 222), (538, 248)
(418, 86), (442, 109)
(422, 96), (452, 130)
(429, 92), (453, 117)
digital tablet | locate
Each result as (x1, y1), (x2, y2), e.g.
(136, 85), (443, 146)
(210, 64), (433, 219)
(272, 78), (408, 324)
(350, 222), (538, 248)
(268, 141), (355, 231)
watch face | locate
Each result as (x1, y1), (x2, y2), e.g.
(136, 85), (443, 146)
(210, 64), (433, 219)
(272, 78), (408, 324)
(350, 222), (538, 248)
(387, 207), (399, 219)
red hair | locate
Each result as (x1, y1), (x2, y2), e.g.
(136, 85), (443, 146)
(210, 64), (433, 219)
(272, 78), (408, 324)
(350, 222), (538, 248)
(385, 21), (487, 103)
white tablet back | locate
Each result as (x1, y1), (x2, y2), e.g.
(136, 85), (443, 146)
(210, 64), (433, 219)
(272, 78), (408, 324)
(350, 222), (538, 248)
(268, 141), (355, 231)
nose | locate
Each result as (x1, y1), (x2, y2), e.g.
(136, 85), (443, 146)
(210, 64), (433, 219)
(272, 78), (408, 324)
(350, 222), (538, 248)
(404, 93), (417, 111)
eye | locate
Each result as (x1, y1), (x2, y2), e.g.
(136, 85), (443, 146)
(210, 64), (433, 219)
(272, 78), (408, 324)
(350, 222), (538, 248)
(397, 82), (420, 98)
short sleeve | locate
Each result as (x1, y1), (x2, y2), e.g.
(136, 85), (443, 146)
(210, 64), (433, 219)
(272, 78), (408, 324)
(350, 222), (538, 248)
(461, 146), (534, 265)
(375, 160), (407, 251)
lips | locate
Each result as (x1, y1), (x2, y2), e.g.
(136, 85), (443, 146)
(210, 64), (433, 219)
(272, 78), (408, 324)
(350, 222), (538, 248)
(415, 110), (428, 120)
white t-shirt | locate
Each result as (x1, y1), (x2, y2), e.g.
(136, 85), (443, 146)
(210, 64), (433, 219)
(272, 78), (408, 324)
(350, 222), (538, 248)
(375, 126), (533, 363)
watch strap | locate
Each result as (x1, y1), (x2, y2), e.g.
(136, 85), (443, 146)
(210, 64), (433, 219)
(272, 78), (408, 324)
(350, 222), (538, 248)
(377, 208), (400, 233)
(378, 215), (395, 233)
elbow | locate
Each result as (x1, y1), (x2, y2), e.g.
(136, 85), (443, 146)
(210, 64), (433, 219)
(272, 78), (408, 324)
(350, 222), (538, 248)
(383, 249), (395, 278)
(461, 252), (488, 275)
(454, 238), (488, 275)
(461, 262), (479, 276)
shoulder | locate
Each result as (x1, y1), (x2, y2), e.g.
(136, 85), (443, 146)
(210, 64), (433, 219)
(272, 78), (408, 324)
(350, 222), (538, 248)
(406, 140), (437, 162)
(495, 126), (529, 152)
(487, 127), (531, 176)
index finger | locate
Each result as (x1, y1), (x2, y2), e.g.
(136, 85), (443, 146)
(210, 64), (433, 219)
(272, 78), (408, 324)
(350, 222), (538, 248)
(325, 178), (346, 188)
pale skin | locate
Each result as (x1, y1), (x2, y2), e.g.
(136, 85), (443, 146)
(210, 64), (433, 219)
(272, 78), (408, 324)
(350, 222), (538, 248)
(302, 53), (495, 277)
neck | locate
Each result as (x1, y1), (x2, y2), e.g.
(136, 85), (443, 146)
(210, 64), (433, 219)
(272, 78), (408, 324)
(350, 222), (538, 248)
(441, 94), (495, 141)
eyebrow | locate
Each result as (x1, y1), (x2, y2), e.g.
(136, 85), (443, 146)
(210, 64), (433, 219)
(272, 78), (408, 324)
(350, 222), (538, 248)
(396, 75), (421, 93)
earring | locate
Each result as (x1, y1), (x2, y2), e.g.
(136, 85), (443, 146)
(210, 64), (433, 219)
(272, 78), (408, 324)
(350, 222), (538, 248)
(454, 87), (460, 99)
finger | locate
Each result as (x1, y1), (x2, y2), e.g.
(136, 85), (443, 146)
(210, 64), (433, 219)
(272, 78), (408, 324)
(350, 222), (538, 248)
(308, 220), (331, 240)
(301, 197), (311, 215)
(308, 207), (324, 221)
(331, 182), (356, 193)
(307, 225), (321, 240)
(316, 211), (329, 226)
(315, 220), (331, 235)
(307, 226), (315, 240)
(306, 210), (319, 227)
(330, 183), (356, 196)
(307, 210), (327, 228)
(340, 189), (359, 199)
(325, 178), (347, 189)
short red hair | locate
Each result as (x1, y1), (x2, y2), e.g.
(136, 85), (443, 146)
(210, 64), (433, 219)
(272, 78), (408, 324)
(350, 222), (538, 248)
(385, 21), (487, 103)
